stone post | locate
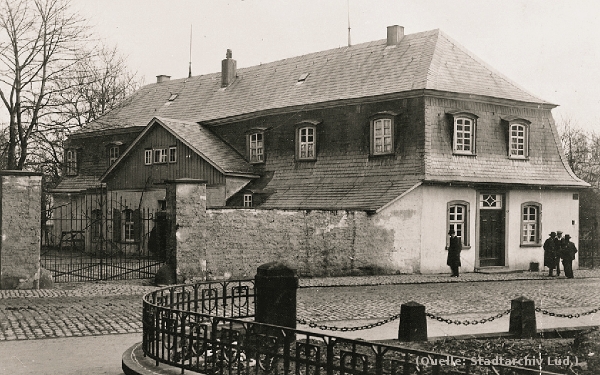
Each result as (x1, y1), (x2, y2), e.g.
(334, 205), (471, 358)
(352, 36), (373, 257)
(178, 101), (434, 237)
(0, 171), (43, 289)
(255, 262), (298, 329)
(509, 296), (537, 338)
(398, 301), (428, 341)
(165, 179), (207, 284)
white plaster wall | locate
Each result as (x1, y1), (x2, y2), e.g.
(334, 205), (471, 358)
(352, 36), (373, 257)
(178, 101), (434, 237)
(375, 187), (423, 273)
(506, 189), (580, 271)
(419, 185), (477, 274)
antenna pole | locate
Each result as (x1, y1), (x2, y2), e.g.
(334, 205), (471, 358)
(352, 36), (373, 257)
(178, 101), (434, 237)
(188, 25), (193, 78)
(347, 0), (351, 47)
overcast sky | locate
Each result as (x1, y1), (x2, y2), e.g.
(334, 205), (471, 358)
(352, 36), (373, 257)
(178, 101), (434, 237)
(66, 0), (600, 132)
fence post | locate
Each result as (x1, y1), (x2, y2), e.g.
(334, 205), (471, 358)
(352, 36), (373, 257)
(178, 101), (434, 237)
(509, 296), (537, 338)
(255, 262), (298, 328)
(398, 301), (428, 341)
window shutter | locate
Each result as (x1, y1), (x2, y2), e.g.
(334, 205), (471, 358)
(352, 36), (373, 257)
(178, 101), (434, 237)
(113, 209), (121, 242)
(133, 209), (142, 242)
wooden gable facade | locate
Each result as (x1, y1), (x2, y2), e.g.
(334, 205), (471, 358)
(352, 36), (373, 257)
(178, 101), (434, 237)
(103, 122), (225, 191)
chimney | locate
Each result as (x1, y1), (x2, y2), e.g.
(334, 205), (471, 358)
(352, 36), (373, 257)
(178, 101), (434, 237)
(221, 49), (237, 88)
(386, 25), (404, 46)
(156, 75), (171, 83)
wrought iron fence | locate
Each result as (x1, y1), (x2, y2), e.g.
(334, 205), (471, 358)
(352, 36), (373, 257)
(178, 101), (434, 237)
(143, 280), (561, 375)
(42, 188), (168, 282)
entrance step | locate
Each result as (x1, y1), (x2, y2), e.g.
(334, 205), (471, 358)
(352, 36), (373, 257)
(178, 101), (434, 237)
(475, 267), (524, 274)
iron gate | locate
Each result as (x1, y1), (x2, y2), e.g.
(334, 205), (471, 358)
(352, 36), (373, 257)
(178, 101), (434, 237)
(42, 189), (168, 282)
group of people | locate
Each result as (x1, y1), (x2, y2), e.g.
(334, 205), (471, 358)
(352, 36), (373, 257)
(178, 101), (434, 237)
(543, 231), (578, 279)
(446, 228), (578, 279)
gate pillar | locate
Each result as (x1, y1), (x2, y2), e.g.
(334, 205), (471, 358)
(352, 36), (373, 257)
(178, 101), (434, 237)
(165, 179), (208, 283)
(255, 262), (298, 328)
(0, 171), (43, 289)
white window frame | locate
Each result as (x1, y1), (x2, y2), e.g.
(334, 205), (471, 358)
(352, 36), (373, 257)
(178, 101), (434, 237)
(248, 132), (264, 163)
(122, 209), (135, 243)
(243, 194), (253, 207)
(447, 201), (470, 247)
(169, 146), (177, 163)
(297, 126), (316, 160)
(453, 117), (475, 155)
(153, 148), (168, 164)
(65, 149), (78, 176)
(144, 150), (152, 165)
(371, 118), (394, 155)
(109, 146), (119, 165)
(521, 202), (541, 246)
(509, 123), (528, 159)
(479, 194), (502, 209)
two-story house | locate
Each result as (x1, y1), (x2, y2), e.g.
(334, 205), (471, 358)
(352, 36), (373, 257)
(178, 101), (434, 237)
(52, 25), (588, 275)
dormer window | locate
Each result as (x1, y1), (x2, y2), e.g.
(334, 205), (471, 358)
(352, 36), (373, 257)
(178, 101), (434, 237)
(371, 118), (394, 155)
(297, 126), (316, 160)
(65, 149), (78, 176)
(448, 111), (478, 156)
(109, 146), (120, 165)
(247, 132), (264, 163)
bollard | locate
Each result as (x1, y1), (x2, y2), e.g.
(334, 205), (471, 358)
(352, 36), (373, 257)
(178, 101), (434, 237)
(398, 301), (428, 341)
(509, 296), (537, 338)
(255, 262), (298, 329)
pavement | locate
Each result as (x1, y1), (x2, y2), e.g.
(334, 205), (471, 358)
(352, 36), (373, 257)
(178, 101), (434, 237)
(1, 269), (600, 374)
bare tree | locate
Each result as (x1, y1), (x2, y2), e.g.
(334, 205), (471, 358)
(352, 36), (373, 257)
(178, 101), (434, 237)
(0, 0), (89, 170)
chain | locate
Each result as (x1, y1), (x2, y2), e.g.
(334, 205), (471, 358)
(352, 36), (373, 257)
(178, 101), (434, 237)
(535, 307), (600, 319)
(297, 313), (402, 332)
(425, 309), (512, 326)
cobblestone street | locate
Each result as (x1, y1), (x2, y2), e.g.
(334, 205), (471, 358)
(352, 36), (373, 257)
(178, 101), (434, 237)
(1, 270), (599, 341)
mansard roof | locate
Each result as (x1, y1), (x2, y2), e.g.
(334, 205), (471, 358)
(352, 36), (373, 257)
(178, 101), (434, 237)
(75, 28), (549, 135)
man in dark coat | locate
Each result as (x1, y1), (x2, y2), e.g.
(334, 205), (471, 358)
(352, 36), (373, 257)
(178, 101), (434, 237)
(446, 229), (462, 277)
(554, 231), (565, 276)
(561, 234), (578, 279)
(543, 232), (557, 276)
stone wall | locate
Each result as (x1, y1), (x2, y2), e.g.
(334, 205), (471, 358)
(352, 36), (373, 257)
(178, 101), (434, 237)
(167, 180), (397, 281)
(0, 171), (42, 289)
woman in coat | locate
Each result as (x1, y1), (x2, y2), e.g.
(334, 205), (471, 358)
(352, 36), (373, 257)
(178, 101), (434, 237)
(446, 229), (462, 277)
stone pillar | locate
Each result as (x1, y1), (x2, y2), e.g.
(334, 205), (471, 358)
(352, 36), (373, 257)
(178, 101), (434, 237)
(0, 171), (43, 290)
(255, 262), (298, 329)
(165, 179), (207, 283)
(509, 296), (537, 338)
(398, 301), (428, 341)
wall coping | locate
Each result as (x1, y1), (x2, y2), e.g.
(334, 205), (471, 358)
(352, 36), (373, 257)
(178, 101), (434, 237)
(0, 170), (43, 177)
(165, 178), (208, 185)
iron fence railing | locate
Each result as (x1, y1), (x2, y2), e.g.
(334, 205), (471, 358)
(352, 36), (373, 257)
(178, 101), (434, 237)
(142, 280), (561, 375)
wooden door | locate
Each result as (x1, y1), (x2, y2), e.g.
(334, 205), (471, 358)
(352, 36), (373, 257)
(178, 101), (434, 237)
(479, 194), (505, 267)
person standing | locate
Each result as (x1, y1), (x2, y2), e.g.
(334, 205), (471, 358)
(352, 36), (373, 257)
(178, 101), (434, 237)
(561, 234), (578, 279)
(554, 231), (565, 276)
(446, 229), (462, 277)
(543, 232), (557, 276)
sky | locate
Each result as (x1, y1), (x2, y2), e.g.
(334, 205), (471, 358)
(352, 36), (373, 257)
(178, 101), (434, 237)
(47, 1), (600, 132)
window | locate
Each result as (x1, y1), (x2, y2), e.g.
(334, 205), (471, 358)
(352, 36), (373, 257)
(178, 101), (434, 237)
(480, 194), (502, 209)
(248, 132), (264, 163)
(144, 150), (152, 165)
(109, 146), (120, 165)
(169, 147), (177, 163)
(297, 126), (316, 160)
(509, 123), (529, 159)
(243, 194), (253, 207)
(453, 117), (475, 154)
(371, 118), (394, 155)
(65, 149), (78, 176)
(153, 148), (167, 164)
(521, 203), (541, 246)
(447, 201), (470, 247)
(91, 209), (102, 240)
(122, 209), (135, 242)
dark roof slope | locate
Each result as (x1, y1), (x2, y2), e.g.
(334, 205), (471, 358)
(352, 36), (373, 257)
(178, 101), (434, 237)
(76, 29), (548, 135)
